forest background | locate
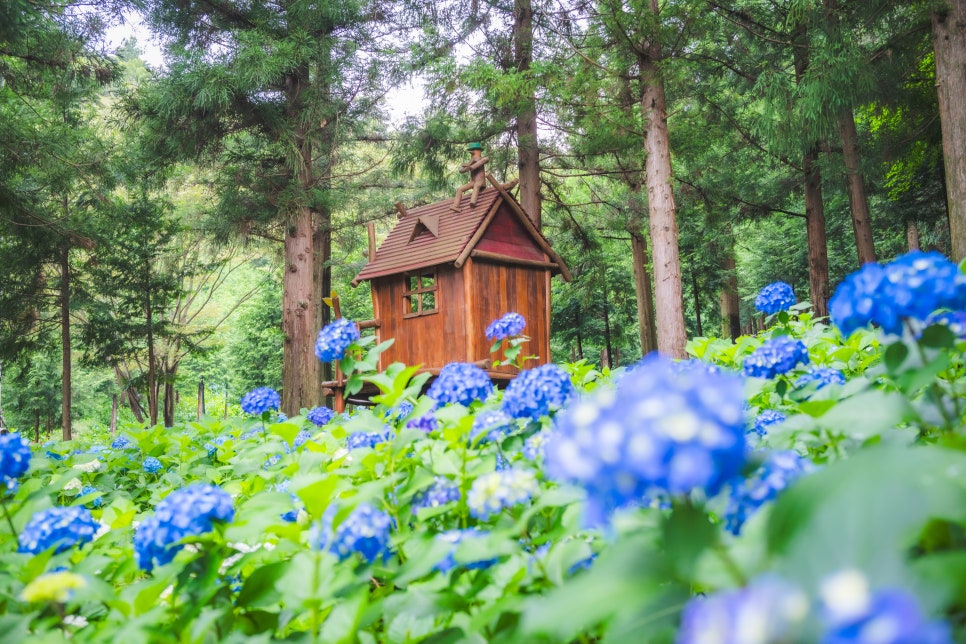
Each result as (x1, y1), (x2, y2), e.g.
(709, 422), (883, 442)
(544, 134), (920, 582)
(1, 0), (964, 441)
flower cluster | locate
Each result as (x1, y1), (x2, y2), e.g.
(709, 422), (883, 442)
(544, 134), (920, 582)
(427, 362), (493, 407)
(546, 355), (747, 526)
(312, 503), (393, 563)
(755, 281), (797, 315)
(751, 410), (786, 438)
(925, 310), (966, 339)
(677, 575), (810, 644)
(724, 450), (816, 535)
(470, 409), (514, 443)
(820, 570), (951, 644)
(346, 427), (394, 450)
(485, 312), (526, 341)
(795, 366), (846, 391)
(830, 251), (966, 337)
(134, 483), (235, 572)
(742, 336), (809, 379)
(111, 435), (133, 450)
(143, 456), (163, 474)
(406, 414), (439, 432)
(305, 408), (335, 430)
(501, 364), (574, 421)
(20, 571), (87, 603)
(292, 430), (313, 450)
(387, 401), (414, 423)
(240, 387), (281, 415)
(19, 506), (100, 555)
(411, 477), (460, 514)
(80, 485), (102, 508)
(523, 429), (550, 461)
(314, 318), (360, 363)
(0, 433), (31, 485)
(467, 468), (538, 520)
(434, 530), (498, 572)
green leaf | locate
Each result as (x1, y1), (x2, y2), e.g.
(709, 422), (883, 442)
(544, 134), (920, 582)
(884, 341), (909, 373)
(297, 476), (338, 519)
(815, 389), (911, 437)
(662, 502), (718, 581)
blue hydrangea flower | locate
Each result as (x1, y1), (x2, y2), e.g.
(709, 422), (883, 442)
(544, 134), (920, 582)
(523, 429), (550, 460)
(411, 477), (460, 515)
(724, 451), (817, 535)
(406, 414), (439, 432)
(796, 366), (846, 390)
(924, 310), (966, 339)
(19, 506), (100, 555)
(346, 427), (394, 450)
(485, 312), (527, 341)
(143, 457), (163, 474)
(111, 435), (133, 450)
(819, 570), (951, 644)
(88, 445), (108, 454)
(501, 364), (574, 421)
(755, 281), (797, 315)
(306, 406), (335, 427)
(546, 355), (747, 527)
(0, 433), (32, 484)
(427, 362), (493, 407)
(264, 454), (282, 469)
(315, 318), (360, 362)
(311, 503), (393, 563)
(80, 485), (103, 508)
(742, 336), (810, 379)
(467, 468), (538, 520)
(133, 483), (235, 572)
(292, 430), (313, 449)
(470, 409), (514, 443)
(435, 529), (498, 572)
(240, 387), (281, 415)
(274, 413), (288, 423)
(387, 401), (414, 423)
(830, 251), (966, 337)
(752, 410), (786, 438)
(678, 575), (810, 644)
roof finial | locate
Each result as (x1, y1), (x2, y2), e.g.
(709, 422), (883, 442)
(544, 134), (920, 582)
(450, 142), (489, 211)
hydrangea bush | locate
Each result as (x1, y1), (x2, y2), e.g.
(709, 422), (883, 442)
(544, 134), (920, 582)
(2, 254), (966, 641)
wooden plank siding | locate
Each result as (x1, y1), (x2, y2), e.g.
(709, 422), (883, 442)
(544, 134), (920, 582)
(475, 205), (546, 262)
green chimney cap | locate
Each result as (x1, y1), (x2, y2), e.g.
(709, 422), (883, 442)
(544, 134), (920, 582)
(467, 142), (484, 151)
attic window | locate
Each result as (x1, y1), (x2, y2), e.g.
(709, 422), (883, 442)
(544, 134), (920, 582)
(408, 213), (440, 243)
(403, 269), (438, 318)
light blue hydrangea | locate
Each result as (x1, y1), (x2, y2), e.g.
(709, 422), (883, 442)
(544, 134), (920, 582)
(677, 575), (810, 644)
(546, 355), (747, 527)
(240, 387), (281, 415)
(752, 410), (786, 438)
(501, 364), (574, 421)
(755, 281), (797, 315)
(470, 409), (514, 443)
(311, 503), (393, 563)
(80, 485), (103, 508)
(523, 429), (550, 460)
(19, 506), (99, 555)
(434, 530), (498, 572)
(143, 456), (163, 474)
(924, 310), (966, 339)
(315, 318), (360, 362)
(796, 366), (846, 391)
(427, 362), (493, 407)
(133, 483), (235, 572)
(387, 401), (414, 423)
(306, 406), (336, 427)
(724, 451), (817, 535)
(485, 312), (527, 341)
(346, 427), (394, 450)
(0, 433), (32, 485)
(406, 413), (439, 432)
(467, 468), (538, 520)
(742, 336), (810, 379)
(292, 429), (313, 450)
(411, 477), (460, 515)
(111, 435), (133, 450)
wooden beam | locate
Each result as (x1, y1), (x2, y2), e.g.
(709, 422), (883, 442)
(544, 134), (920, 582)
(454, 199), (502, 268)
(357, 318), (381, 329)
(395, 202), (409, 218)
(367, 223), (377, 261)
(470, 249), (560, 271)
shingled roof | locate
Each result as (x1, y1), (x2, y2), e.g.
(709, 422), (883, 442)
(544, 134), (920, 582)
(352, 175), (571, 285)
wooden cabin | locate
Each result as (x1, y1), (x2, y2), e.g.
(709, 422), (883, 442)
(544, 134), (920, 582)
(351, 144), (572, 385)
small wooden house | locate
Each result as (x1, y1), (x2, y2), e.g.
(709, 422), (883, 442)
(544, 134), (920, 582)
(351, 144), (571, 383)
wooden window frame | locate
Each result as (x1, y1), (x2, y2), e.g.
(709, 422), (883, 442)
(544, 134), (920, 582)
(402, 268), (439, 318)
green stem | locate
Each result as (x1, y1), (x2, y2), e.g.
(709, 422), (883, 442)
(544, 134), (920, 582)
(713, 542), (747, 587)
(0, 496), (16, 539)
(907, 321), (956, 432)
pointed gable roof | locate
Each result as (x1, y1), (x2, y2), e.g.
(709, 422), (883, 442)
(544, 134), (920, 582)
(352, 176), (571, 285)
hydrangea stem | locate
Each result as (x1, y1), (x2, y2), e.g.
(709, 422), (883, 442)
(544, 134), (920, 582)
(907, 320), (956, 432)
(0, 496), (17, 540)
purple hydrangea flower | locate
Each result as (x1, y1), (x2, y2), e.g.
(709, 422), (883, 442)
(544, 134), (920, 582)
(406, 413), (439, 432)
(142, 456), (163, 474)
(470, 409), (514, 443)
(311, 503), (393, 563)
(467, 468), (538, 520)
(796, 366), (846, 390)
(742, 336), (810, 379)
(485, 312), (527, 341)
(752, 410), (786, 438)
(724, 450), (816, 535)
(315, 318), (360, 362)
(546, 355), (746, 527)
(411, 477), (460, 514)
(134, 483), (235, 572)
(19, 506), (100, 555)
(427, 362), (493, 407)
(240, 387), (281, 415)
(830, 251), (966, 337)
(501, 364), (574, 421)
(306, 406), (335, 427)
(678, 576), (810, 644)
(0, 433), (32, 485)
(434, 529), (498, 572)
(755, 281), (797, 315)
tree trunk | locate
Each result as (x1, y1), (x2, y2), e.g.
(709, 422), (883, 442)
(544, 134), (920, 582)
(60, 246), (72, 441)
(197, 379), (205, 420)
(110, 394), (118, 434)
(145, 259), (158, 426)
(932, 0), (966, 261)
(691, 268), (703, 337)
(514, 0), (541, 227)
(162, 378), (175, 427)
(631, 231), (658, 354)
(719, 232), (741, 341)
(838, 109), (877, 264)
(602, 295), (613, 370)
(804, 146), (831, 318)
(640, 4), (687, 359)
(314, 207), (332, 402)
(906, 219), (921, 251)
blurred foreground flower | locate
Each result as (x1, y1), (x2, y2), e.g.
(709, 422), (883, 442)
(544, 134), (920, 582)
(724, 450), (816, 535)
(435, 529), (498, 572)
(752, 410), (786, 438)
(1, 433), (32, 485)
(315, 318), (360, 362)
(20, 571), (87, 603)
(19, 506), (100, 555)
(755, 281), (797, 315)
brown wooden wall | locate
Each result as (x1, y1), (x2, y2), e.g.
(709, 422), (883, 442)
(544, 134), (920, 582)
(475, 205), (546, 261)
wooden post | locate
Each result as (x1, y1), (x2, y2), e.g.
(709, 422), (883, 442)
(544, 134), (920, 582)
(367, 223), (377, 262)
(331, 294), (346, 413)
(109, 394), (118, 435)
(197, 378), (205, 420)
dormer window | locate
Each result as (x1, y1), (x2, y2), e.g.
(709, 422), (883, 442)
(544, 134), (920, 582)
(403, 269), (438, 317)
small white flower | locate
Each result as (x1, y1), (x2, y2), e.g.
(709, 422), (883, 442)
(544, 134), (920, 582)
(63, 478), (82, 492)
(63, 615), (89, 628)
(74, 460), (102, 473)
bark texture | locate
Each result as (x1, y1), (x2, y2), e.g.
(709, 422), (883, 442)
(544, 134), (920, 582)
(514, 0), (541, 227)
(719, 250), (741, 341)
(838, 109), (877, 264)
(60, 247), (71, 441)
